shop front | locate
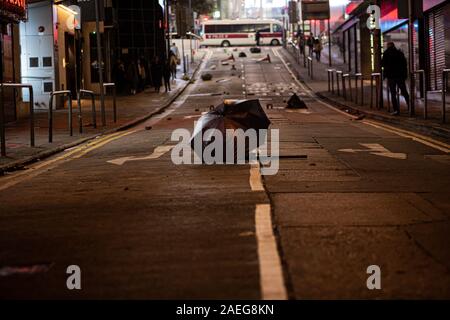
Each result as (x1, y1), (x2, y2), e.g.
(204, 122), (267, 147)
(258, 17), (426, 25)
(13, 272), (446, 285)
(1, 0), (26, 122)
(380, 0), (449, 91)
(19, 0), (78, 109)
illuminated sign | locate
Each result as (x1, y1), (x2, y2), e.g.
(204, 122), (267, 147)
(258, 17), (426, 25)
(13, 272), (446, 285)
(0, 0), (27, 21)
(302, 1), (330, 21)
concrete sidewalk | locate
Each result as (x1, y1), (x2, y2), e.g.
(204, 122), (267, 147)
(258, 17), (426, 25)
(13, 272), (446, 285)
(0, 54), (205, 173)
(281, 45), (450, 142)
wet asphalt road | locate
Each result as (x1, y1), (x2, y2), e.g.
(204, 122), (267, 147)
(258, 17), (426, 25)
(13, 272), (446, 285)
(0, 47), (449, 299)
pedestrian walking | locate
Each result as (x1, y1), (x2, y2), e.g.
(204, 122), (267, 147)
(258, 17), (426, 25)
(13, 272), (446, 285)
(381, 42), (410, 116)
(170, 42), (181, 65)
(151, 56), (163, 93)
(169, 51), (178, 81)
(113, 59), (126, 94)
(313, 38), (323, 62)
(137, 59), (147, 92)
(255, 30), (261, 46)
(298, 33), (305, 55)
(126, 60), (139, 95)
(307, 35), (314, 57)
(163, 61), (172, 93)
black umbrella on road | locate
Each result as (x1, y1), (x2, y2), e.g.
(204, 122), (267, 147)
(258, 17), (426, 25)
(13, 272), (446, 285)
(286, 93), (307, 109)
(190, 100), (271, 161)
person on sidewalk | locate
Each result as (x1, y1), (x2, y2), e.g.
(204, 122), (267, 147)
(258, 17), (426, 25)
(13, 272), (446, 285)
(126, 60), (139, 95)
(151, 56), (163, 93)
(255, 30), (261, 47)
(298, 32), (305, 55)
(169, 51), (178, 81)
(381, 42), (410, 116)
(313, 37), (323, 62)
(307, 36), (314, 57)
(170, 42), (180, 64)
(163, 60), (172, 93)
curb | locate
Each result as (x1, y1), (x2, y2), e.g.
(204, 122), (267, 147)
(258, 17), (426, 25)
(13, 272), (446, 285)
(315, 92), (450, 141)
(280, 48), (450, 142)
(0, 53), (206, 175)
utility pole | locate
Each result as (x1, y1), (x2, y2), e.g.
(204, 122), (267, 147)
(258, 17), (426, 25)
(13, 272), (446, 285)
(328, 19), (332, 67)
(408, 0), (415, 116)
(165, 0), (170, 58)
(189, 0), (194, 64)
(94, 0), (106, 127)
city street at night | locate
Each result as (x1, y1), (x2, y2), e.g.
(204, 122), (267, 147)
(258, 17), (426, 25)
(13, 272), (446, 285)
(1, 47), (449, 299)
(1, 0), (450, 313)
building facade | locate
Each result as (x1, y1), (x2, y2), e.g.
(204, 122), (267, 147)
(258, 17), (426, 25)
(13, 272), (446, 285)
(1, 0), (166, 119)
(333, 0), (450, 92)
(1, 0), (26, 122)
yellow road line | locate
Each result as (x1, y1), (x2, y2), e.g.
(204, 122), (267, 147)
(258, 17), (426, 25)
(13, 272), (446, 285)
(274, 47), (450, 153)
(0, 130), (136, 191)
(363, 120), (450, 153)
(72, 131), (136, 159)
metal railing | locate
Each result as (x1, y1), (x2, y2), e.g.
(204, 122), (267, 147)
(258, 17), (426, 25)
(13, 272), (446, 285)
(48, 90), (73, 143)
(327, 69), (335, 93)
(103, 83), (117, 124)
(307, 57), (313, 79)
(370, 73), (382, 109)
(343, 73), (353, 101)
(0, 83), (34, 157)
(413, 70), (428, 119)
(354, 73), (363, 105)
(443, 69), (450, 123)
(77, 89), (97, 132)
(336, 71), (343, 96)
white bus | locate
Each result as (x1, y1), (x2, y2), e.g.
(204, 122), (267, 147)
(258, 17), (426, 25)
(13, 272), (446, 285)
(200, 19), (283, 47)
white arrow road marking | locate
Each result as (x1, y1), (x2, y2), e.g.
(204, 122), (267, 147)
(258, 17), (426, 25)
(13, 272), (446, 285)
(107, 145), (174, 166)
(339, 143), (407, 159)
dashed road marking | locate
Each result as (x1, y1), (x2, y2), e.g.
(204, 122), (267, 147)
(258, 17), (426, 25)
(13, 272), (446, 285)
(255, 203), (288, 300)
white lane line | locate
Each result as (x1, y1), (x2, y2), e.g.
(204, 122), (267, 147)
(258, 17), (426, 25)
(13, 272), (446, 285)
(273, 48), (450, 153)
(255, 204), (288, 300)
(249, 162), (265, 191)
(107, 145), (174, 166)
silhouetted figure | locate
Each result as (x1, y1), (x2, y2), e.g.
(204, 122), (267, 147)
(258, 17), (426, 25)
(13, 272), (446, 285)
(163, 61), (172, 92)
(151, 56), (163, 93)
(307, 36), (314, 57)
(126, 60), (139, 95)
(256, 30), (261, 46)
(314, 38), (323, 62)
(169, 51), (178, 80)
(381, 42), (410, 116)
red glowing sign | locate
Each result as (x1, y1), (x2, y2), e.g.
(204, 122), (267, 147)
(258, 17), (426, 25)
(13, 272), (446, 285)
(1, 0), (27, 20)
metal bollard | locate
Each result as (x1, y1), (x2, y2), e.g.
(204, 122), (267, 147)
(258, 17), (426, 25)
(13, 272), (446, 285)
(307, 57), (313, 79)
(343, 74), (351, 100)
(370, 73), (381, 109)
(413, 70), (428, 119)
(48, 90), (72, 143)
(336, 71), (343, 96)
(354, 73), (362, 105)
(78, 89), (97, 131)
(443, 69), (450, 123)
(342, 73), (353, 101)
(327, 69), (331, 92)
(0, 83), (35, 157)
(103, 83), (117, 123)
